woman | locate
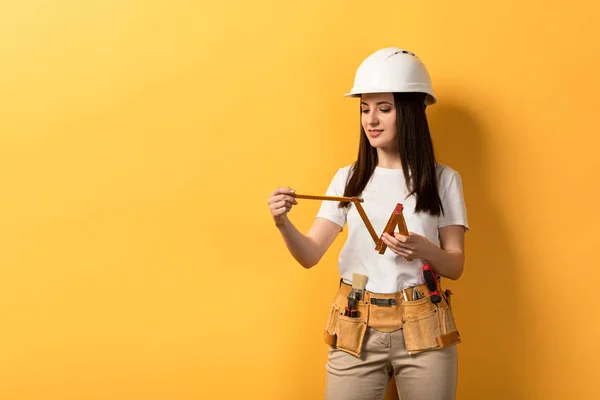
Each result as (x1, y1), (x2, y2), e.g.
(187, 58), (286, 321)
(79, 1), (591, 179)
(267, 47), (469, 400)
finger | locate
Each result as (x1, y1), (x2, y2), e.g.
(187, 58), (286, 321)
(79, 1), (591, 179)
(281, 199), (296, 208)
(286, 188), (298, 204)
(268, 198), (277, 208)
(282, 194), (298, 205)
(271, 188), (288, 197)
(268, 194), (282, 205)
(268, 194), (296, 206)
(272, 200), (294, 210)
(391, 247), (412, 258)
(383, 233), (401, 246)
(387, 245), (410, 257)
(270, 200), (283, 210)
(277, 200), (297, 212)
(272, 207), (289, 217)
(382, 237), (406, 255)
(385, 237), (414, 253)
(269, 194), (287, 204)
(393, 233), (409, 243)
(381, 234), (393, 246)
(274, 187), (296, 196)
(395, 242), (415, 252)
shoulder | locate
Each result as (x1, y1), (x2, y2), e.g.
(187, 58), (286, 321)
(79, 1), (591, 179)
(334, 164), (354, 181)
(323, 164), (353, 190)
(435, 162), (461, 186)
(435, 163), (464, 198)
(340, 164), (354, 175)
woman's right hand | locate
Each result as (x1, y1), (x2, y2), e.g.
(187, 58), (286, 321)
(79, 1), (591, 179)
(268, 187), (298, 227)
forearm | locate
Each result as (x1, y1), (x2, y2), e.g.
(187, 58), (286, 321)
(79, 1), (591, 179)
(422, 243), (464, 280)
(276, 217), (320, 269)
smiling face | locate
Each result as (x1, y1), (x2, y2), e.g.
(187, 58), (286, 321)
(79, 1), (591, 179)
(360, 93), (398, 150)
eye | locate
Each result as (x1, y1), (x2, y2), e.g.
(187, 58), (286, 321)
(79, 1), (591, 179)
(361, 109), (370, 114)
(380, 108), (392, 113)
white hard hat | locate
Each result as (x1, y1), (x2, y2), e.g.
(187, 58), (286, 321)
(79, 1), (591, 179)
(345, 47), (437, 105)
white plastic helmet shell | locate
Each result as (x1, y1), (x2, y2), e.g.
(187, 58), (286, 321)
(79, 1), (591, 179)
(345, 47), (437, 105)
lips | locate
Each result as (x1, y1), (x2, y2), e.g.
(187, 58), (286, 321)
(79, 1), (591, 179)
(368, 129), (383, 138)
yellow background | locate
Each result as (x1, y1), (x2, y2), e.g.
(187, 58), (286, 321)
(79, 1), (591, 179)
(1, 1), (598, 399)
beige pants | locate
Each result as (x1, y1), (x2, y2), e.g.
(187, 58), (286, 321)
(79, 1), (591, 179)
(325, 327), (458, 400)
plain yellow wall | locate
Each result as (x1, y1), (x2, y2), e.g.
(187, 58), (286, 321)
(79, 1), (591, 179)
(1, 1), (598, 399)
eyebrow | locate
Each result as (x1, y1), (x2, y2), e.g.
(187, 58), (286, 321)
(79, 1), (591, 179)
(360, 101), (394, 106)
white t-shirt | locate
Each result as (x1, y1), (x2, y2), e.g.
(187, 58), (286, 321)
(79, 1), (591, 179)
(316, 163), (469, 294)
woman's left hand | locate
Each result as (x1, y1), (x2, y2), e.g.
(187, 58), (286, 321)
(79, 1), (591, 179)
(381, 232), (434, 261)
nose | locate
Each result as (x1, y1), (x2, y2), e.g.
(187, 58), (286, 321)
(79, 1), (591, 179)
(367, 111), (379, 126)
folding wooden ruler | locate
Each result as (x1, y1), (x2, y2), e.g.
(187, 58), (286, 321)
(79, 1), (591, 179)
(291, 193), (413, 260)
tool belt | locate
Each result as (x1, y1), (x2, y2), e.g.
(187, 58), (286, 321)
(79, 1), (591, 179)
(324, 281), (461, 357)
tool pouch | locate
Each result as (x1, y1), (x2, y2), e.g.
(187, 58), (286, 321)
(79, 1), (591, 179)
(334, 315), (367, 357)
(323, 294), (368, 357)
(323, 304), (339, 347)
(401, 293), (461, 355)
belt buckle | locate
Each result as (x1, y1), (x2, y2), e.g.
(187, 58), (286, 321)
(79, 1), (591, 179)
(370, 298), (397, 307)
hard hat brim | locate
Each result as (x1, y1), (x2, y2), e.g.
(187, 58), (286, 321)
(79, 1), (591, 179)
(344, 90), (437, 105)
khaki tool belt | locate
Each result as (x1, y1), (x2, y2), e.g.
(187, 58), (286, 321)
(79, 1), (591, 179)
(324, 281), (461, 357)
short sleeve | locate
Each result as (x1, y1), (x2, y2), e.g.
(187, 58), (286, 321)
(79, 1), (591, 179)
(315, 168), (348, 228)
(438, 171), (469, 232)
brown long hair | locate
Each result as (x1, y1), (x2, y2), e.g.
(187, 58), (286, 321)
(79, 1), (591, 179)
(339, 92), (444, 216)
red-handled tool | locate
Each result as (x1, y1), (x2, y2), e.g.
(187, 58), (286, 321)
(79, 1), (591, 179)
(422, 264), (441, 304)
(344, 292), (359, 318)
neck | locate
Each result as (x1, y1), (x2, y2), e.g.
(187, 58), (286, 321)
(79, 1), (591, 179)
(376, 147), (402, 169)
